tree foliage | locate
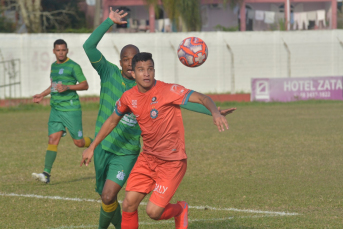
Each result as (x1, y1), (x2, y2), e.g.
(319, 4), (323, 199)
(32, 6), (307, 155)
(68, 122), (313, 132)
(2, 0), (87, 33)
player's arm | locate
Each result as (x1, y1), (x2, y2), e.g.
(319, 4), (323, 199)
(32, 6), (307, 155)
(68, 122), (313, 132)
(180, 102), (236, 117)
(80, 112), (123, 166)
(83, 8), (127, 72)
(188, 91), (230, 132)
(56, 64), (89, 93)
(33, 86), (51, 103)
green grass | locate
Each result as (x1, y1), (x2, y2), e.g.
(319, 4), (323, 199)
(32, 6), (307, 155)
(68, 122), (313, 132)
(1, 101), (343, 228)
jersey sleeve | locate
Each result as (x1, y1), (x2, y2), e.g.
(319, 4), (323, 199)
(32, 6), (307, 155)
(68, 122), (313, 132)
(83, 18), (115, 81)
(165, 84), (194, 105)
(115, 93), (131, 116)
(72, 64), (87, 83)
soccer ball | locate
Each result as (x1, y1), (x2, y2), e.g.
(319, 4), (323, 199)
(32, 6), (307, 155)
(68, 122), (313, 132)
(177, 37), (208, 67)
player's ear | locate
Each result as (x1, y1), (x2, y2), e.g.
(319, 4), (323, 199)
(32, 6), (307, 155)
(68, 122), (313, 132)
(131, 70), (136, 79)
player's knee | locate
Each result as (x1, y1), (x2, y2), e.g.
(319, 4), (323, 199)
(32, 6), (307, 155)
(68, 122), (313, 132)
(48, 136), (59, 145)
(101, 193), (116, 205)
(122, 198), (137, 212)
(146, 208), (162, 220)
(73, 139), (84, 148)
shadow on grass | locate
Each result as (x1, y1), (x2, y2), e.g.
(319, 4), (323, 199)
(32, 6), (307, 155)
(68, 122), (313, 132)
(50, 176), (95, 185)
(189, 220), (257, 229)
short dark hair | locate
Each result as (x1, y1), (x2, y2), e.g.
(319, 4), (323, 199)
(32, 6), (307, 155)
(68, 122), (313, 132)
(132, 52), (154, 70)
(120, 44), (139, 59)
(54, 39), (67, 48)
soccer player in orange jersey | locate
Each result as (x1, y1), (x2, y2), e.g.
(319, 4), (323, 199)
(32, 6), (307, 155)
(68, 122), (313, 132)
(81, 52), (231, 229)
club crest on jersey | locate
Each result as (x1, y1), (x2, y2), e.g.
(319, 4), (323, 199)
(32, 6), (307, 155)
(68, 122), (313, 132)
(59, 68), (64, 74)
(150, 108), (158, 119)
(132, 100), (137, 108)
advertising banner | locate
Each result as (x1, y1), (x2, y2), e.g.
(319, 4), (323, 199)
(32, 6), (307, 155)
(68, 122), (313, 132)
(251, 76), (343, 102)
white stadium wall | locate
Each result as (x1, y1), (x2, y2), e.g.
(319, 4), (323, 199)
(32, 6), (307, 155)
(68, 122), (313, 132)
(1, 30), (343, 99)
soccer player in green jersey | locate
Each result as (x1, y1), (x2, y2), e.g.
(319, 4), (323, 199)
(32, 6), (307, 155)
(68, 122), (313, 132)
(32, 39), (93, 184)
(82, 8), (235, 229)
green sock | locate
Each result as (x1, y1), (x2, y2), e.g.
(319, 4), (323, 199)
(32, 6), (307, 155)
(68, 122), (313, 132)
(111, 203), (121, 229)
(99, 206), (116, 229)
(44, 150), (57, 174)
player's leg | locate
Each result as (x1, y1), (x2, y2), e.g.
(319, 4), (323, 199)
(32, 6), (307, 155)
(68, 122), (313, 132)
(121, 191), (146, 229)
(121, 153), (156, 229)
(94, 148), (138, 229)
(32, 108), (66, 184)
(147, 158), (188, 229)
(61, 109), (93, 148)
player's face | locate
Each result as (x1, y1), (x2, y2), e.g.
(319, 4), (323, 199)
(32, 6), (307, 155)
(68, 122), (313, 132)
(132, 60), (155, 93)
(120, 47), (138, 80)
(53, 44), (68, 63)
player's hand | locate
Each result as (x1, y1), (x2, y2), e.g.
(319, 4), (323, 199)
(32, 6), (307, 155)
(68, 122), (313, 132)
(56, 84), (69, 93)
(218, 107), (236, 117)
(212, 113), (229, 132)
(80, 148), (94, 167)
(109, 7), (128, 25)
(33, 94), (43, 103)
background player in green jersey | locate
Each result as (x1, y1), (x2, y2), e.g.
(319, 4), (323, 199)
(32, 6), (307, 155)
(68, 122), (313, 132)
(83, 8), (235, 229)
(32, 39), (93, 184)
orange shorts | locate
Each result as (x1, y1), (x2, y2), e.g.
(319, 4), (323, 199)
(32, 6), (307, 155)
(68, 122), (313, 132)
(125, 152), (187, 208)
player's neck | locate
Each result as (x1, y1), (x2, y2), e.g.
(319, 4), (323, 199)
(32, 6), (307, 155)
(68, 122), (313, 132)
(56, 57), (69, 64)
(137, 80), (156, 93)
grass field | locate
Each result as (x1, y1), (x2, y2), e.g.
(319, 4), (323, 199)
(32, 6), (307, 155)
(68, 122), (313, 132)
(1, 100), (343, 229)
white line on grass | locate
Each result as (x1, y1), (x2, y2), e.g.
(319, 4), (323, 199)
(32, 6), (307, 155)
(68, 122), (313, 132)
(0, 192), (299, 216)
(48, 215), (285, 229)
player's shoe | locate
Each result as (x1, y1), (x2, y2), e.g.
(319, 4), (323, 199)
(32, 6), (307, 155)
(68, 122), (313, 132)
(175, 201), (188, 229)
(32, 172), (51, 184)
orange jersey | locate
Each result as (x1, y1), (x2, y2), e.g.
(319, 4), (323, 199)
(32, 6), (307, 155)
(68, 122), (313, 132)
(115, 80), (193, 161)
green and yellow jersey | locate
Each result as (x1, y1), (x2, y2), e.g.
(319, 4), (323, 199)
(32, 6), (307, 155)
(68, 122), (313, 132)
(50, 58), (86, 111)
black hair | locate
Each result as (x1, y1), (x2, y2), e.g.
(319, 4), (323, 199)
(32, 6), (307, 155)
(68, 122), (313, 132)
(54, 39), (67, 48)
(120, 44), (139, 59)
(132, 52), (154, 70)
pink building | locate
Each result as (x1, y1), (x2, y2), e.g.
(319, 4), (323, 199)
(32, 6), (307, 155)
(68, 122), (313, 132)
(81, 0), (338, 32)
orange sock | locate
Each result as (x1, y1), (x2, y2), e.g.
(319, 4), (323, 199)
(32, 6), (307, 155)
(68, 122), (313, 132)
(159, 203), (183, 220)
(121, 211), (138, 229)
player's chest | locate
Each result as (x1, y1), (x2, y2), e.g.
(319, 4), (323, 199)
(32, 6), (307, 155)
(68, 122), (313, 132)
(129, 94), (165, 121)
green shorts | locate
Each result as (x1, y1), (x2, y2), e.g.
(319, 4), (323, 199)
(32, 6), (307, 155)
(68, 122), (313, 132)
(48, 107), (83, 140)
(94, 144), (138, 195)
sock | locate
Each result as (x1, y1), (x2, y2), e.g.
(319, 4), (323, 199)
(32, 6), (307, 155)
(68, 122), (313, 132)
(158, 203), (183, 220)
(111, 203), (122, 229)
(83, 137), (93, 147)
(43, 144), (57, 174)
(121, 210), (138, 229)
(99, 200), (119, 229)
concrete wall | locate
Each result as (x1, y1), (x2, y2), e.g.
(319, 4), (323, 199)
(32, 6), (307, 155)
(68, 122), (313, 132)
(1, 30), (343, 99)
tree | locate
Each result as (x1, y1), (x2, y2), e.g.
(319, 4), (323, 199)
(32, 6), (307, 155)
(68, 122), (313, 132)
(2, 0), (86, 33)
(145, 0), (241, 32)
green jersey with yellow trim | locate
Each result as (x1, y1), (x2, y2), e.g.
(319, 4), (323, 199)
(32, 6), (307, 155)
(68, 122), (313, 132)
(50, 58), (86, 111)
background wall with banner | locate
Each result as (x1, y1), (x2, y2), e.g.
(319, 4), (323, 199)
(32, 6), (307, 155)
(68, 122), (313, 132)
(1, 30), (343, 99)
(251, 76), (343, 102)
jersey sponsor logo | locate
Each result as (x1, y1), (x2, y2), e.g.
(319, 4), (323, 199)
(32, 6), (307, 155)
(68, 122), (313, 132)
(59, 68), (64, 74)
(120, 113), (138, 127)
(78, 130), (83, 137)
(150, 108), (158, 119)
(154, 183), (168, 194)
(151, 96), (158, 104)
(116, 170), (125, 181)
(116, 99), (121, 109)
(171, 84), (185, 95)
(132, 100), (137, 108)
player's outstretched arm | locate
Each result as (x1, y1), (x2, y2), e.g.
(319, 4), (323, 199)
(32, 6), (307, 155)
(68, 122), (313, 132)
(188, 91), (230, 132)
(33, 86), (51, 103)
(180, 102), (236, 117)
(80, 112), (123, 166)
(83, 7), (128, 70)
